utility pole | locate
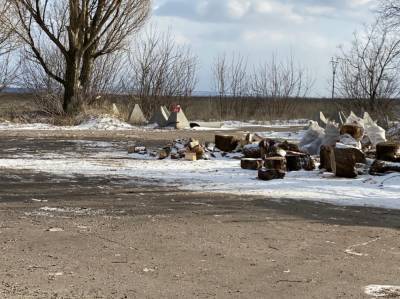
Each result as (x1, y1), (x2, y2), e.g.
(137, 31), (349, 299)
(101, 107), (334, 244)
(331, 57), (339, 100)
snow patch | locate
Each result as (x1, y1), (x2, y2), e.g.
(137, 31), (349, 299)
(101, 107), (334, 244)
(365, 285), (400, 297)
(2, 156), (400, 210)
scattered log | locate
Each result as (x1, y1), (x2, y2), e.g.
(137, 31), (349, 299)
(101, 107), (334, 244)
(215, 135), (239, 152)
(258, 168), (286, 181)
(243, 144), (261, 158)
(264, 157), (287, 171)
(185, 152), (197, 161)
(319, 145), (333, 172)
(285, 151), (315, 171)
(331, 146), (366, 178)
(158, 149), (169, 160)
(376, 142), (400, 162)
(192, 145), (205, 159)
(278, 141), (300, 152)
(340, 124), (364, 140)
(369, 160), (400, 175)
(241, 158), (263, 170)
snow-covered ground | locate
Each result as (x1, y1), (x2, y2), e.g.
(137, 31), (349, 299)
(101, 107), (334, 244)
(0, 116), (309, 131)
(0, 140), (399, 210)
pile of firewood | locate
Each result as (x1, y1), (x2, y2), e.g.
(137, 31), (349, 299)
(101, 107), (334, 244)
(214, 133), (316, 181)
(320, 122), (400, 178)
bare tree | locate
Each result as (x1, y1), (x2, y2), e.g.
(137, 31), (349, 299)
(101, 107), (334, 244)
(335, 22), (400, 122)
(250, 54), (313, 119)
(125, 28), (198, 114)
(212, 53), (250, 119)
(7, 0), (150, 114)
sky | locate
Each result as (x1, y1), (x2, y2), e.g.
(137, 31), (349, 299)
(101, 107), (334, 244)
(151, 0), (376, 97)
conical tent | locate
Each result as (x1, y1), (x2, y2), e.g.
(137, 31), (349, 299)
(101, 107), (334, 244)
(149, 106), (169, 127)
(166, 107), (190, 129)
(128, 104), (147, 125)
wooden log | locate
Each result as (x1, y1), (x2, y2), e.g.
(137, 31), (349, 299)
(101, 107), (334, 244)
(264, 157), (287, 171)
(215, 135), (239, 152)
(284, 151), (315, 171)
(258, 168), (286, 181)
(185, 152), (197, 161)
(241, 158), (263, 170)
(376, 142), (400, 162)
(278, 141), (300, 152)
(242, 144), (261, 158)
(319, 145), (333, 172)
(340, 124), (364, 140)
(369, 160), (400, 175)
(285, 154), (302, 171)
(331, 147), (366, 178)
(158, 149), (169, 160)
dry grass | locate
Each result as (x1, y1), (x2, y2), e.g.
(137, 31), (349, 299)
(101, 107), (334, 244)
(1, 92), (399, 124)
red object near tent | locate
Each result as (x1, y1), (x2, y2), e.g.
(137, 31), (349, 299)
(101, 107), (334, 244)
(170, 104), (181, 113)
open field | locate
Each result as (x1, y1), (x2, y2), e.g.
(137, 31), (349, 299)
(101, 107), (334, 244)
(0, 128), (400, 298)
(2, 92), (399, 123)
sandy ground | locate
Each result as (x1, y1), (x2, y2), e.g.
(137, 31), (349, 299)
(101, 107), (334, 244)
(0, 130), (400, 298)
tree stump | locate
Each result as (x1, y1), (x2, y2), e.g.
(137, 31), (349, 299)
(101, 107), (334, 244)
(331, 146), (365, 178)
(340, 124), (364, 140)
(264, 157), (287, 171)
(241, 158), (263, 170)
(215, 135), (239, 152)
(319, 145), (333, 172)
(243, 144), (261, 158)
(258, 168), (286, 181)
(369, 160), (400, 175)
(285, 151), (315, 171)
(376, 142), (400, 162)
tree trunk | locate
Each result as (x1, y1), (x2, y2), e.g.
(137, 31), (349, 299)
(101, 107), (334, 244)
(63, 55), (81, 114)
(80, 46), (96, 92)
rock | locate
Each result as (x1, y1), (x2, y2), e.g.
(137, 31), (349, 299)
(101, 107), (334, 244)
(190, 123), (200, 128)
(319, 145), (333, 172)
(369, 160), (400, 175)
(258, 168), (286, 181)
(264, 157), (287, 171)
(331, 146), (366, 178)
(243, 143), (261, 158)
(340, 124), (364, 140)
(376, 142), (400, 162)
(215, 135), (239, 152)
(241, 158), (263, 170)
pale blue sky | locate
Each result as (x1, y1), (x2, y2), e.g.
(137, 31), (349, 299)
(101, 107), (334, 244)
(151, 0), (376, 97)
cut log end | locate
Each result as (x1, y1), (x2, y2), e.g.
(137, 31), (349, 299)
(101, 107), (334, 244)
(376, 142), (400, 162)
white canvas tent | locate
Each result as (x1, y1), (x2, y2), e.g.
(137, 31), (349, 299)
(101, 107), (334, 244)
(128, 104), (147, 125)
(166, 107), (190, 129)
(149, 106), (169, 127)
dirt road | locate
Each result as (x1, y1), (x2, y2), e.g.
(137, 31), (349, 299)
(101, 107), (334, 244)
(0, 132), (399, 298)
